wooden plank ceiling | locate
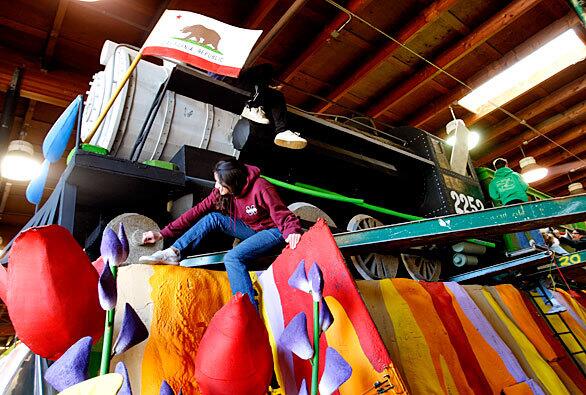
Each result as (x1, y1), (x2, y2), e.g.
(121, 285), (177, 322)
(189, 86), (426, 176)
(0, 0), (584, 241)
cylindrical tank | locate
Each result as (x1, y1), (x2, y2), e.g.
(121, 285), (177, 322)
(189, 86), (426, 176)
(452, 241), (486, 255)
(81, 41), (240, 163)
(452, 253), (479, 267)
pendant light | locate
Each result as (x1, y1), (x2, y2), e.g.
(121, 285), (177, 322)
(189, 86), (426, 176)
(518, 144), (548, 183)
(1, 139), (42, 181)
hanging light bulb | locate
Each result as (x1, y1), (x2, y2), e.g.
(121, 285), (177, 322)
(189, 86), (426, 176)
(1, 140), (42, 181)
(519, 156), (548, 183)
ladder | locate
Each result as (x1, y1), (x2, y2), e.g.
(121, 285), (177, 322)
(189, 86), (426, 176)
(529, 284), (586, 376)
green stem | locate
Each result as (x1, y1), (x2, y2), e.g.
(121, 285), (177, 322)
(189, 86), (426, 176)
(311, 300), (319, 395)
(99, 265), (117, 375)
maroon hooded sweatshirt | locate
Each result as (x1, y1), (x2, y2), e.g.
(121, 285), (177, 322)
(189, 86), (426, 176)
(160, 165), (302, 240)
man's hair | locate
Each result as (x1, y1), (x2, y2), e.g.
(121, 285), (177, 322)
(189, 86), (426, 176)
(493, 158), (508, 169)
(573, 229), (586, 236)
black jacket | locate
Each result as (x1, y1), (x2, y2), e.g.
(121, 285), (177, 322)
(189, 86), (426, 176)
(559, 236), (586, 250)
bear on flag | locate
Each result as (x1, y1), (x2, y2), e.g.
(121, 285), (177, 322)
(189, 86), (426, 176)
(142, 10), (262, 77)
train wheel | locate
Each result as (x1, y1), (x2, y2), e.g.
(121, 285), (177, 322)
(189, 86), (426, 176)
(347, 214), (399, 280)
(288, 202), (337, 229)
(106, 213), (163, 265)
(401, 253), (441, 281)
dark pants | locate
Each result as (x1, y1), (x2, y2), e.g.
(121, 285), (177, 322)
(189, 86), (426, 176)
(238, 64), (288, 133)
(248, 87), (288, 133)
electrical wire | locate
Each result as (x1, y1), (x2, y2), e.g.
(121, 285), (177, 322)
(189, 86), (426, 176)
(319, 0), (586, 168)
(129, 72), (171, 162)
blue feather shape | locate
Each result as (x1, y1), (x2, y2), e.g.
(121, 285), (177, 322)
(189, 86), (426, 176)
(26, 159), (50, 205)
(43, 96), (82, 163)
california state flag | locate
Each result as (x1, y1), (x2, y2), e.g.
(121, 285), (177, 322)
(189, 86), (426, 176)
(142, 10), (262, 77)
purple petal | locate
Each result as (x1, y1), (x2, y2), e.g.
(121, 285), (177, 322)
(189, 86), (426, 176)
(318, 347), (352, 395)
(298, 379), (308, 395)
(320, 298), (334, 332)
(113, 303), (149, 355)
(44, 336), (92, 392)
(288, 260), (310, 293)
(160, 380), (174, 395)
(101, 228), (124, 266)
(118, 223), (129, 264)
(98, 261), (117, 310)
(115, 362), (133, 395)
(279, 312), (313, 360)
(308, 262), (323, 302)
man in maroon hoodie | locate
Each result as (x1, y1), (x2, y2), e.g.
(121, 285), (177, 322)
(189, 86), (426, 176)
(139, 159), (302, 308)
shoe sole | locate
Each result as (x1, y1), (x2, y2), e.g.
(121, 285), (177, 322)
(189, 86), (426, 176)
(241, 113), (270, 124)
(274, 138), (307, 149)
(138, 258), (180, 266)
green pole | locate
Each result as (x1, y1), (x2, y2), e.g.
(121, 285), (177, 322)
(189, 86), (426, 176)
(263, 176), (496, 248)
(261, 176), (364, 204)
(99, 265), (117, 375)
(311, 300), (320, 395)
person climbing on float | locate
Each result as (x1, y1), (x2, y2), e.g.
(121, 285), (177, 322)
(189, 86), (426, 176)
(225, 63), (307, 149)
(139, 158), (302, 308)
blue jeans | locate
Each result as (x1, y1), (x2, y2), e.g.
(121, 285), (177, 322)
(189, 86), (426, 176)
(172, 212), (285, 308)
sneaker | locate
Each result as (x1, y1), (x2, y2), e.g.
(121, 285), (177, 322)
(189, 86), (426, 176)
(274, 130), (307, 149)
(241, 106), (270, 124)
(138, 247), (180, 265)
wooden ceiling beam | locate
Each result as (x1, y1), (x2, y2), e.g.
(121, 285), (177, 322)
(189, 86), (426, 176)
(279, 0), (373, 83)
(75, 1), (149, 32)
(0, 46), (89, 107)
(246, 0), (280, 28)
(538, 138), (586, 168)
(480, 73), (585, 146)
(526, 142), (586, 192)
(42, 0), (70, 69)
(415, 13), (582, 130)
(314, 0), (457, 114)
(536, 167), (586, 195)
(548, 176), (585, 196)
(141, 0), (173, 43)
(475, 99), (586, 165)
(537, 136), (586, 172)
(0, 17), (47, 39)
(364, 0), (541, 119)
(507, 123), (586, 165)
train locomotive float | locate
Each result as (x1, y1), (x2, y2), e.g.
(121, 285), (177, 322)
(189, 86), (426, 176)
(74, 42), (537, 282)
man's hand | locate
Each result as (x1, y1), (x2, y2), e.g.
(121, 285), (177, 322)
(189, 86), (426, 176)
(142, 230), (163, 245)
(285, 233), (301, 249)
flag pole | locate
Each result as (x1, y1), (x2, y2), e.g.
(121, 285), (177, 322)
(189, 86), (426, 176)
(83, 52), (143, 144)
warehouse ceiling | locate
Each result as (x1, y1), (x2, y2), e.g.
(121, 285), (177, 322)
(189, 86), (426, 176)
(0, 0), (585, 243)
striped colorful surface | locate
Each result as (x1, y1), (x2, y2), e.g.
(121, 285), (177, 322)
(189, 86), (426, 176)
(113, 220), (586, 394)
(357, 279), (586, 395)
(258, 219), (407, 395)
